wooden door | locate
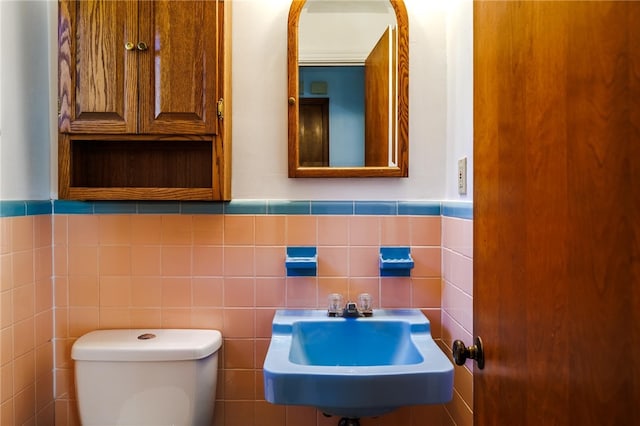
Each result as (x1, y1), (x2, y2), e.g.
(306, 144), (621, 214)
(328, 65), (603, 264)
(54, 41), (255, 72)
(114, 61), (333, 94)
(474, 1), (639, 424)
(299, 98), (329, 167)
(59, 0), (138, 133)
(364, 26), (395, 167)
(138, 0), (220, 134)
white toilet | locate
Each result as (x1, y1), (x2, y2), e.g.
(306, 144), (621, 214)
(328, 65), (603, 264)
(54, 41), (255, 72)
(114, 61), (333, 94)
(72, 329), (222, 426)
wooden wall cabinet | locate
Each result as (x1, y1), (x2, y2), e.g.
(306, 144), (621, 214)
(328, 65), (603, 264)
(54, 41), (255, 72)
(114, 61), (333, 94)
(58, 0), (231, 200)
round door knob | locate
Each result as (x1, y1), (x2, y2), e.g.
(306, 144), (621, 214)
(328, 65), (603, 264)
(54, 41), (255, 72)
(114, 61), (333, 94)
(288, 97), (296, 105)
(452, 337), (485, 369)
(124, 42), (135, 51)
(136, 41), (149, 51)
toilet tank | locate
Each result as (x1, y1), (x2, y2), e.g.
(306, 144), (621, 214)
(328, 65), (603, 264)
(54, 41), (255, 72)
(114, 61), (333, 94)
(72, 329), (222, 426)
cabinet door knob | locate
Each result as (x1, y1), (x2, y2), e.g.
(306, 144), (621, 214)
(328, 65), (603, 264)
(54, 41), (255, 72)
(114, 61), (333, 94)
(136, 41), (149, 51)
(125, 42), (135, 51)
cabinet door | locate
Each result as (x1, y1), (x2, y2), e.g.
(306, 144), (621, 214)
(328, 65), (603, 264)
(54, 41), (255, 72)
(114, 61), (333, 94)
(137, 0), (220, 134)
(59, 0), (138, 133)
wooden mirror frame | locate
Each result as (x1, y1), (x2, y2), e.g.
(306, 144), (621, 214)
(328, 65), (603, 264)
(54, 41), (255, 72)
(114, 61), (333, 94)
(287, 0), (409, 178)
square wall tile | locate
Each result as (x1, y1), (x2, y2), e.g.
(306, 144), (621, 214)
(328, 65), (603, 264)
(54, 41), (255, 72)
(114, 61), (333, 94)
(67, 215), (99, 246)
(224, 278), (255, 307)
(130, 215), (162, 245)
(317, 216), (349, 246)
(381, 216), (411, 246)
(99, 246), (131, 276)
(255, 247), (285, 277)
(285, 216), (317, 246)
(160, 215), (193, 245)
(317, 246), (349, 277)
(193, 246), (224, 277)
(223, 309), (255, 338)
(223, 246), (255, 277)
(11, 216), (34, 252)
(192, 277), (224, 307)
(98, 215), (131, 245)
(255, 278), (286, 308)
(224, 216), (255, 245)
(192, 215), (224, 245)
(255, 216), (285, 246)
(349, 216), (380, 246)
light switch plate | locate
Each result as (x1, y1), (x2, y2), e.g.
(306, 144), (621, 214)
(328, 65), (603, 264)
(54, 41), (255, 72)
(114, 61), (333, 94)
(458, 157), (467, 195)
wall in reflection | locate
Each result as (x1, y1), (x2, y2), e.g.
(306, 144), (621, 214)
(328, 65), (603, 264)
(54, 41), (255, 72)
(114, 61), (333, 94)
(299, 66), (365, 166)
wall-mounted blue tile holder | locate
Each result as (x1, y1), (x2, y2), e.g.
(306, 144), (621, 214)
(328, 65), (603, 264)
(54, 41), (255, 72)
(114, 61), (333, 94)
(286, 246), (318, 277)
(379, 247), (414, 277)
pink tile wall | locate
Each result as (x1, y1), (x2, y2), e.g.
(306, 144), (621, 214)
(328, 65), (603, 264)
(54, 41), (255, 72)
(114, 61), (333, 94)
(0, 216), (55, 425)
(53, 214), (445, 426)
(441, 217), (473, 426)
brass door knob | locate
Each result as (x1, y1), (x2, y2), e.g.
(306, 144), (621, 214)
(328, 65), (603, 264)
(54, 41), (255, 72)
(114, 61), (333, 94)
(125, 42), (135, 51)
(136, 41), (148, 51)
(288, 97), (296, 105)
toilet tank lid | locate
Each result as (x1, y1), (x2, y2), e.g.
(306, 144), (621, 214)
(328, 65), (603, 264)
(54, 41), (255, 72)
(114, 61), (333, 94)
(71, 329), (222, 362)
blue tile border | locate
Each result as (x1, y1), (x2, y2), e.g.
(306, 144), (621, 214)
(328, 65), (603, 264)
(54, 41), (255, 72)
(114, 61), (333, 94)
(0, 201), (27, 217)
(0, 200), (52, 217)
(181, 201), (224, 215)
(223, 200), (267, 215)
(26, 201), (53, 215)
(1, 199), (473, 219)
(136, 202), (181, 214)
(442, 201), (473, 219)
(311, 201), (354, 215)
(268, 201), (311, 215)
(354, 201), (397, 215)
(53, 200), (93, 214)
(398, 201), (441, 216)
(93, 201), (138, 214)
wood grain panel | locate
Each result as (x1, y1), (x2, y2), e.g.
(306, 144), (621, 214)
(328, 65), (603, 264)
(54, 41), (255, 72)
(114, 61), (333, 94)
(365, 27), (392, 167)
(66, 187), (214, 201)
(474, 1), (640, 424)
(287, 0), (305, 176)
(217, 0), (232, 200)
(57, 0), (230, 200)
(390, 0), (408, 175)
(138, 0), (219, 134)
(59, 0), (138, 133)
(59, 134), (220, 200)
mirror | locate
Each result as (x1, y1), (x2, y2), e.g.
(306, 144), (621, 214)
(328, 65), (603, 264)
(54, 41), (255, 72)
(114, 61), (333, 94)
(288, 0), (409, 177)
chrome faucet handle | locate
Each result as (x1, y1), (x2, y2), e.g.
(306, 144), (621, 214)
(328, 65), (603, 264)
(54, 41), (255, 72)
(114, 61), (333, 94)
(357, 293), (373, 316)
(327, 293), (344, 316)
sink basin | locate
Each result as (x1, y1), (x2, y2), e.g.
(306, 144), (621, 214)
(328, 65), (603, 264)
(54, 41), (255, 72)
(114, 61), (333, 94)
(263, 309), (453, 418)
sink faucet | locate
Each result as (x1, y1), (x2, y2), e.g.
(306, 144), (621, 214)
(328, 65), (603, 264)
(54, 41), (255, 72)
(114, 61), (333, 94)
(342, 301), (361, 318)
(327, 294), (373, 317)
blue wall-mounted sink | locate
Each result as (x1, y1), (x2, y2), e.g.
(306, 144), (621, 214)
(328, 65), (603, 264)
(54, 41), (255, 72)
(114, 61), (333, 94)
(263, 309), (453, 418)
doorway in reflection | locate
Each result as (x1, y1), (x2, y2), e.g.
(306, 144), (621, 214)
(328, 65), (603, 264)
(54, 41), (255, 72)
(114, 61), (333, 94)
(299, 98), (329, 166)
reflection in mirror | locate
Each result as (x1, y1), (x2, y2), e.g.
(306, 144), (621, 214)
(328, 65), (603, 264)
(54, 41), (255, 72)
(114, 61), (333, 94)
(288, 0), (408, 177)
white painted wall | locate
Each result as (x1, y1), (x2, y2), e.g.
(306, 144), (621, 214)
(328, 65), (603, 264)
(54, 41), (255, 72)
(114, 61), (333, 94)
(1, 0), (472, 202)
(445, 0), (474, 201)
(0, 3), (3, 188)
(0, 0), (53, 200)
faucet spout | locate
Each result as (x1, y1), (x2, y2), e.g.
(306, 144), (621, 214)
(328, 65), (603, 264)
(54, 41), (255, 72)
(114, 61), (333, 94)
(342, 302), (361, 318)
